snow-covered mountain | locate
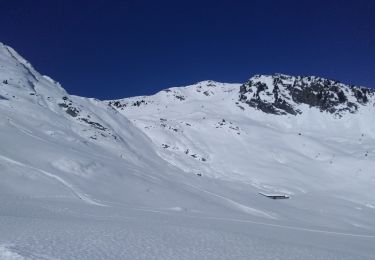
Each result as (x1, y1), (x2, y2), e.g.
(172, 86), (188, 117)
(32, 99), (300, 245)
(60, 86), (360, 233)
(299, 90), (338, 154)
(107, 74), (375, 197)
(1, 42), (375, 259)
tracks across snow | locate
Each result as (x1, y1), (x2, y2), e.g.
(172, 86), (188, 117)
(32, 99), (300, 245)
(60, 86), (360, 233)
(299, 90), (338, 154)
(191, 215), (375, 239)
(0, 244), (58, 260)
(182, 183), (277, 219)
(0, 244), (26, 260)
(1, 153), (374, 239)
(1, 201), (374, 260)
(0, 155), (104, 206)
(103, 200), (375, 239)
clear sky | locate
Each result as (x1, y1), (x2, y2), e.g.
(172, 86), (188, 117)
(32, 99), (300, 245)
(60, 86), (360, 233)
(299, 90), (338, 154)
(1, 0), (374, 99)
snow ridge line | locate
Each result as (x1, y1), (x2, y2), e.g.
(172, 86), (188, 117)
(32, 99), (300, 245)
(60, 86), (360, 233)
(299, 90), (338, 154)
(4, 45), (38, 81)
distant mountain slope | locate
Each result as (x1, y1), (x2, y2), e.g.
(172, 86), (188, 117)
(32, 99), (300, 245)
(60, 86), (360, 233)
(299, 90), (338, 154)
(107, 75), (375, 227)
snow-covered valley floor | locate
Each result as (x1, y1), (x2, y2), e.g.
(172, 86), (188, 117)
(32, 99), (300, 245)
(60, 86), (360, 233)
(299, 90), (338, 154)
(1, 195), (374, 260)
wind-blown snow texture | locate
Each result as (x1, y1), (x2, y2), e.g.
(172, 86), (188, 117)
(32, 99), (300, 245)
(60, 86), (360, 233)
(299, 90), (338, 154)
(0, 42), (375, 259)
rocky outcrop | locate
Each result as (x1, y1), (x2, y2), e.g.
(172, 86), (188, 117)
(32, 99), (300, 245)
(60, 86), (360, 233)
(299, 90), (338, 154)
(239, 74), (374, 116)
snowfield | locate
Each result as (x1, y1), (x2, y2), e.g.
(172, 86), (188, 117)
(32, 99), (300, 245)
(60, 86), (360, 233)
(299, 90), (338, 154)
(0, 42), (375, 259)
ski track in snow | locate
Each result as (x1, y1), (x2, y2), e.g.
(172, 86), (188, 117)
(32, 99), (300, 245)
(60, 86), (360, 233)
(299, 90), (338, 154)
(1, 203), (374, 260)
(101, 200), (375, 239)
(7, 120), (50, 145)
(194, 215), (375, 239)
(1, 153), (374, 239)
(182, 183), (277, 219)
(0, 244), (59, 260)
(129, 207), (375, 239)
(0, 155), (104, 206)
(0, 245), (26, 260)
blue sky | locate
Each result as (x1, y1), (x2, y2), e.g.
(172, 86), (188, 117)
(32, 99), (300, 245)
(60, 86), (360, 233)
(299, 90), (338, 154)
(1, 0), (374, 99)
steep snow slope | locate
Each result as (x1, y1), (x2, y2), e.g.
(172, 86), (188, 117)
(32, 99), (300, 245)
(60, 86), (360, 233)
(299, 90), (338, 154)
(0, 43), (240, 213)
(1, 42), (375, 259)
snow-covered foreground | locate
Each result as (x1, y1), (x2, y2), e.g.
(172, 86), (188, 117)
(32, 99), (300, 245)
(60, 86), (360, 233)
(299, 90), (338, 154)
(0, 196), (374, 260)
(1, 42), (375, 259)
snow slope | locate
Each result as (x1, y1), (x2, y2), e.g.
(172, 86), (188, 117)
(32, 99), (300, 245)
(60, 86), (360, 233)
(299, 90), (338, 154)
(1, 42), (375, 259)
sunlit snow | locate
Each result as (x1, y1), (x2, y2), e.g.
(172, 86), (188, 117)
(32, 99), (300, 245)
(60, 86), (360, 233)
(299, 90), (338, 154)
(1, 42), (374, 259)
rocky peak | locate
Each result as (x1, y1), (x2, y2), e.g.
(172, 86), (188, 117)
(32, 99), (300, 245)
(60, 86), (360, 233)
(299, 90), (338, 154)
(239, 74), (374, 116)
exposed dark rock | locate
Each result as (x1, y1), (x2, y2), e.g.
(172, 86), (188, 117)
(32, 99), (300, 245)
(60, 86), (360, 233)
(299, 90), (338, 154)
(132, 100), (146, 106)
(66, 107), (79, 117)
(274, 99), (299, 115)
(27, 80), (36, 92)
(352, 88), (369, 104)
(239, 74), (374, 116)
(175, 95), (185, 101)
(337, 90), (347, 103)
(58, 103), (68, 108)
(80, 118), (107, 131)
(109, 100), (126, 108)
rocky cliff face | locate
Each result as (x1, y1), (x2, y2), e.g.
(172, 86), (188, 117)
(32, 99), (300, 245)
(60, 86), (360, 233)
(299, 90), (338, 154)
(239, 74), (374, 117)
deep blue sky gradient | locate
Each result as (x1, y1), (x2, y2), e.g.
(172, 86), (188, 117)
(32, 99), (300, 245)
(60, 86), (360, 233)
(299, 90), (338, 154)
(1, 0), (374, 99)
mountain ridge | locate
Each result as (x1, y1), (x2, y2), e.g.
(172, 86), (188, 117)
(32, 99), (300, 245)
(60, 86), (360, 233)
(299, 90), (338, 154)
(107, 73), (375, 120)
